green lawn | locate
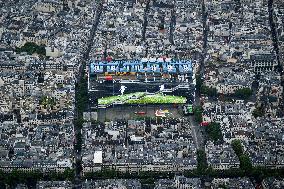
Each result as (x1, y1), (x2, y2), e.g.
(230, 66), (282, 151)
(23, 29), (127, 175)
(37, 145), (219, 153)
(98, 92), (145, 105)
(98, 92), (186, 105)
(126, 94), (186, 104)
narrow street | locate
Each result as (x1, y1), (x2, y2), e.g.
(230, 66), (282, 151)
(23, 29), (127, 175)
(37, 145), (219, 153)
(169, 6), (176, 45)
(268, 0), (284, 113)
(142, 0), (151, 42)
(187, 0), (208, 151)
(188, 116), (204, 150)
(200, 0), (208, 76)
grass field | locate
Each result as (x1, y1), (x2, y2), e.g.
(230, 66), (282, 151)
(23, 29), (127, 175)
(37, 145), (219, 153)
(98, 92), (186, 105)
(98, 92), (145, 105)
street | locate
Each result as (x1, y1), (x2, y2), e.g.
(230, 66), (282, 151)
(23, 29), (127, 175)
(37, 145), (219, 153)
(188, 116), (204, 150)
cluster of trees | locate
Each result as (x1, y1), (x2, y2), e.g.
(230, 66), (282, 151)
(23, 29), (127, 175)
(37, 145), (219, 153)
(185, 166), (284, 182)
(0, 169), (74, 188)
(239, 154), (252, 172)
(196, 150), (208, 174)
(195, 73), (218, 97)
(15, 42), (46, 56)
(200, 86), (254, 100)
(84, 169), (174, 188)
(74, 131), (82, 151)
(84, 169), (174, 182)
(195, 74), (203, 94)
(201, 85), (218, 97)
(252, 106), (265, 118)
(234, 88), (253, 100)
(76, 76), (88, 123)
(185, 142), (284, 183)
(231, 140), (252, 172)
(205, 122), (223, 144)
(231, 140), (243, 157)
(82, 166), (284, 186)
(193, 106), (203, 123)
(74, 74), (88, 152)
(195, 71), (254, 101)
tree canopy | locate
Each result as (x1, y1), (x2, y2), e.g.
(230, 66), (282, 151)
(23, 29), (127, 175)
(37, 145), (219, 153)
(201, 85), (218, 97)
(252, 106), (265, 118)
(16, 42), (46, 56)
(195, 74), (203, 93)
(197, 150), (208, 174)
(231, 139), (252, 172)
(193, 106), (203, 123)
(205, 122), (223, 143)
(239, 154), (252, 172)
(231, 139), (243, 157)
(234, 88), (252, 99)
(0, 169), (74, 188)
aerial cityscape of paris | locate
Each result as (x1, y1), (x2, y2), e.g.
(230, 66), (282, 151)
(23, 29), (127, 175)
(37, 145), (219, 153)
(0, 0), (284, 188)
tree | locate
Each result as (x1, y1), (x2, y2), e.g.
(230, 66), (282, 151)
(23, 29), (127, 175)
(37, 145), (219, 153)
(76, 76), (88, 120)
(195, 74), (203, 93)
(205, 122), (223, 143)
(234, 88), (252, 99)
(25, 171), (43, 188)
(193, 106), (203, 123)
(75, 118), (84, 129)
(231, 139), (243, 157)
(197, 150), (208, 174)
(239, 154), (252, 172)
(252, 106), (264, 118)
(62, 168), (75, 181)
(201, 85), (218, 97)
(75, 132), (82, 151)
(15, 42), (46, 56)
(250, 166), (265, 183)
(231, 139), (252, 172)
